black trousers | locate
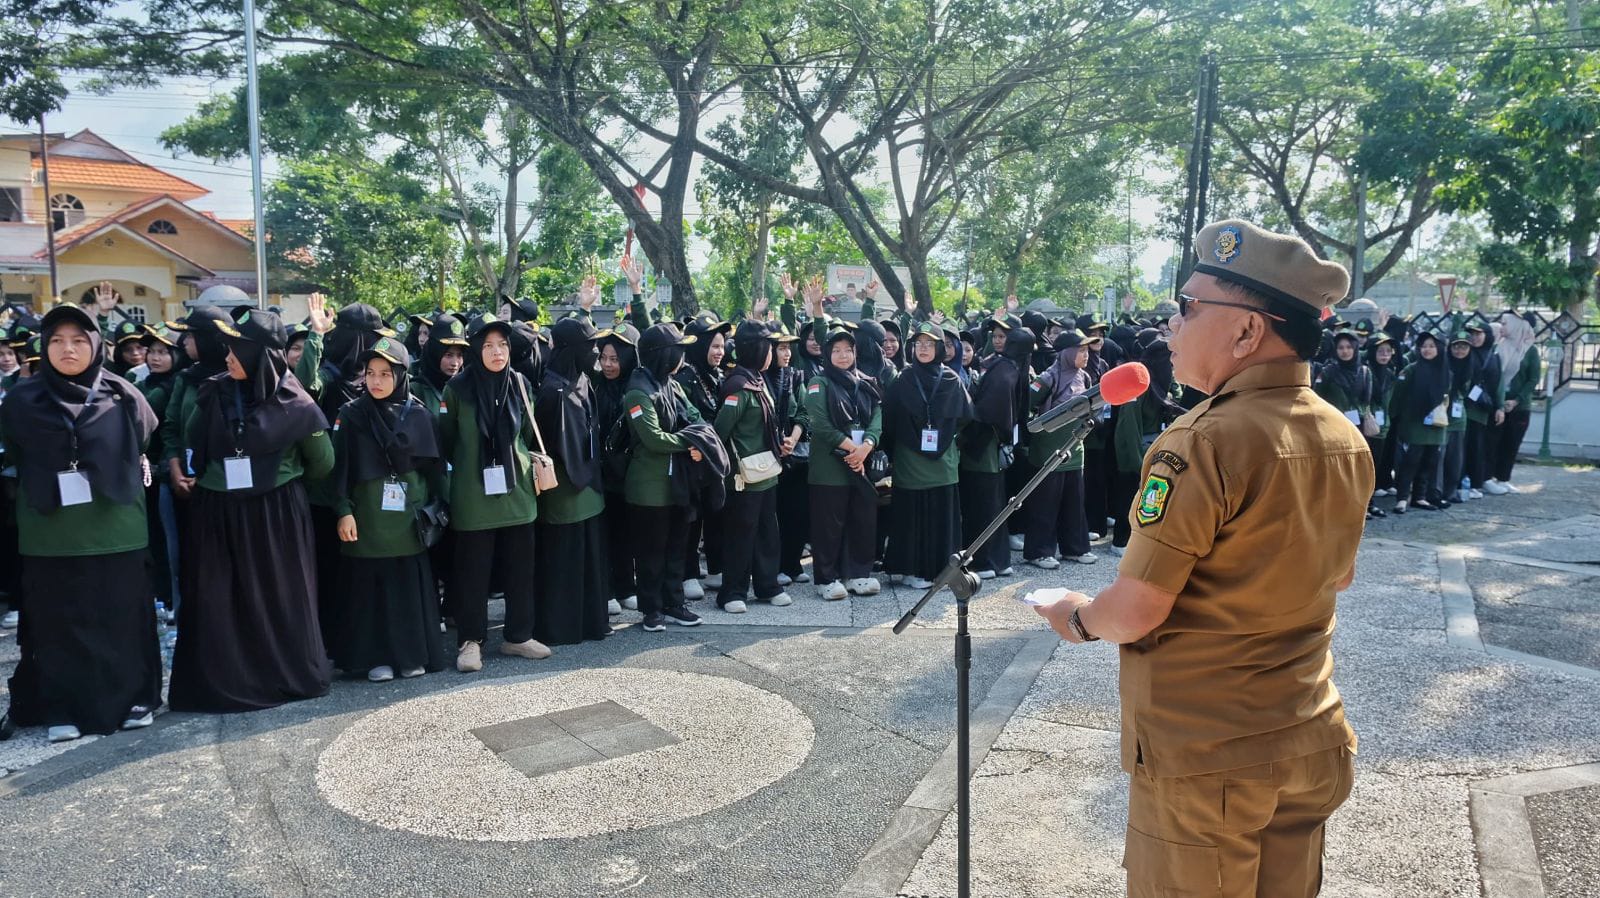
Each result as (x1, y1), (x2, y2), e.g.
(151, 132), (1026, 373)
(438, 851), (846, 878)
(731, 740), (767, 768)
(602, 493), (636, 601)
(1024, 469), (1090, 560)
(1004, 460), (1031, 536)
(1494, 408), (1533, 481)
(1466, 419), (1495, 488)
(632, 503), (690, 617)
(776, 465), (810, 578)
(1396, 442), (1443, 503)
(450, 522), (536, 647)
(1083, 444), (1110, 534)
(810, 483), (876, 583)
(1442, 429), (1466, 500)
(681, 509), (724, 581)
(959, 470), (1009, 573)
(1110, 469), (1140, 548)
(719, 486), (781, 605)
(1371, 432), (1398, 492)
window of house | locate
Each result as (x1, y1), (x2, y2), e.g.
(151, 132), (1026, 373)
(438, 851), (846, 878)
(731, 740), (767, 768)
(0, 188), (21, 222)
(147, 219), (178, 236)
(121, 305), (147, 324)
(50, 193), (85, 230)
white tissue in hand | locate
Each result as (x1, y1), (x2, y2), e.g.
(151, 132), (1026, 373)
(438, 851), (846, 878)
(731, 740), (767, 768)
(1020, 588), (1068, 607)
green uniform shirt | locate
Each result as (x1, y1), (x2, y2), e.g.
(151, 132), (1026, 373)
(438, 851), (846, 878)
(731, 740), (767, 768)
(538, 460), (604, 525)
(714, 385), (779, 493)
(1390, 366), (1448, 447)
(1025, 376), (1085, 473)
(410, 377), (445, 417)
(621, 382), (701, 507)
(802, 377), (882, 487)
(1113, 392), (1167, 473)
(2, 438), (149, 558)
(185, 428), (335, 493)
(437, 381), (539, 531)
(160, 376), (197, 465)
(1506, 346), (1541, 409)
(891, 437), (960, 488)
(332, 460), (430, 560)
(139, 378), (174, 482)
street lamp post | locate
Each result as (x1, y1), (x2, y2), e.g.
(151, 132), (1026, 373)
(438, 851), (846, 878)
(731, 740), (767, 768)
(1538, 334), (1563, 461)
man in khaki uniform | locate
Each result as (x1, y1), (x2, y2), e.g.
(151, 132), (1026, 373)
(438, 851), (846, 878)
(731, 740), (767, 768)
(1035, 219), (1372, 897)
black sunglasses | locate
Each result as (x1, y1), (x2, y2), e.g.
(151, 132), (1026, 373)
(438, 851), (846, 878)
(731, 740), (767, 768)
(1177, 293), (1286, 322)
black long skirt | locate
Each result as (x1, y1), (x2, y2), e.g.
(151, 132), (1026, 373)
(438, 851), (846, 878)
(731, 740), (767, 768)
(534, 516), (612, 646)
(169, 482), (331, 713)
(884, 484), (962, 581)
(332, 552), (447, 674)
(6, 550), (161, 734)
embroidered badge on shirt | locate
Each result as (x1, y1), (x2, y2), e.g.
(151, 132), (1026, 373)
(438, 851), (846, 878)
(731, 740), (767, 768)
(724, 395), (740, 406)
(1150, 449), (1187, 473)
(439, 400), (449, 414)
(1135, 474), (1173, 527)
(629, 404), (644, 419)
(807, 383), (821, 394)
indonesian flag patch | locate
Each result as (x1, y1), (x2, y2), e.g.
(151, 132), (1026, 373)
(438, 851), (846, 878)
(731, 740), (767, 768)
(439, 399), (449, 414)
(807, 383), (821, 394)
(1030, 380), (1042, 392)
(724, 395), (740, 407)
(629, 404), (644, 419)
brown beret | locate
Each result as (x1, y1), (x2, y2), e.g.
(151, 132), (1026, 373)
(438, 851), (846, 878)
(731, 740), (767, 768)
(1193, 219), (1351, 318)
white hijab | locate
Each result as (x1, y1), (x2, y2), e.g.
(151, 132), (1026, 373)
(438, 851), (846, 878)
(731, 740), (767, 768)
(1496, 313), (1536, 376)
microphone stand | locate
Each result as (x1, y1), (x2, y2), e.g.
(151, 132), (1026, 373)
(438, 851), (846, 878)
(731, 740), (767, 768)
(893, 414), (1097, 898)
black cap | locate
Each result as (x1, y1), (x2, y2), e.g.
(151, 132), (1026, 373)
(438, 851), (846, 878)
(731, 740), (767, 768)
(467, 312), (514, 341)
(334, 302), (396, 337)
(358, 335), (411, 369)
(637, 322), (696, 354)
(551, 316), (604, 349)
(215, 307), (288, 350)
(141, 323), (180, 348)
(41, 303), (97, 336)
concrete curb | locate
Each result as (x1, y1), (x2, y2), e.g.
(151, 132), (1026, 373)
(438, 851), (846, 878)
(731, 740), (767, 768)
(836, 631), (1061, 898)
(1431, 545), (1600, 683)
(1471, 762), (1600, 898)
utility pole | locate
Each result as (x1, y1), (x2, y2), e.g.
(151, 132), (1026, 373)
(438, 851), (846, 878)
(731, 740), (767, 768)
(244, 0), (270, 308)
(1176, 56), (1218, 298)
(1193, 59), (1220, 234)
(1352, 171), (1368, 299)
(38, 116), (57, 305)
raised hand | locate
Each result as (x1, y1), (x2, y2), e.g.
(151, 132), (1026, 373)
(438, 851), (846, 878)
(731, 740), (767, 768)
(92, 281), (117, 310)
(752, 295), (770, 319)
(307, 292), (335, 334)
(781, 273), (798, 301)
(619, 251), (645, 293)
(1005, 293), (1020, 312)
(578, 274), (599, 310)
(804, 275), (826, 317)
(864, 279), (879, 299)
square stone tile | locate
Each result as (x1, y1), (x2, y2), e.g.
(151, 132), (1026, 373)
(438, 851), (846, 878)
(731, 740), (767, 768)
(547, 700), (641, 738)
(469, 715), (566, 754)
(497, 736), (606, 778)
(470, 701), (680, 778)
(578, 719), (680, 759)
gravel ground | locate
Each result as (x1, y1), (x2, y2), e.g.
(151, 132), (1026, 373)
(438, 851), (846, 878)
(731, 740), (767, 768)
(1469, 558), (1600, 670)
(1526, 783), (1600, 898)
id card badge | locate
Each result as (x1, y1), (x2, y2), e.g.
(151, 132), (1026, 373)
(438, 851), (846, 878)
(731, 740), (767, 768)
(381, 480), (408, 512)
(1375, 410), (1386, 427)
(1100, 405), (1113, 421)
(1468, 385), (1484, 402)
(57, 469), (92, 507)
(850, 428), (866, 445)
(921, 428), (940, 451)
(1423, 412), (1435, 427)
(184, 448), (196, 477)
(1012, 424), (1020, 445)
(482, 465), (508, 496)
(224, 456), (254, 491)
(1344, 409), (1362, 425)
(1451, 400), (1465, 420)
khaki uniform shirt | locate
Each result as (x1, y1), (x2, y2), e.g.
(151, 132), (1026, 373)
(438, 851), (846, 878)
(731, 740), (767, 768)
(1116, 360), (1371, 777)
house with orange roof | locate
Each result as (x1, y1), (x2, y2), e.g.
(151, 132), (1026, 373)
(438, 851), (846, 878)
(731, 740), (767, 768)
(0, 129), (300, 324)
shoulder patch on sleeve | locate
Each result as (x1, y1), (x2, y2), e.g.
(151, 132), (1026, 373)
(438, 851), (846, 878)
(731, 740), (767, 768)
(629, 404), (645, 419)
(807, 383), (821, 394)
(1030, 379), (1042, 391)
(1150, 449), (1187, 473)
(438, 399), (449, 414)
(1135, 473), (1173, 527)
(332, 417), (341, 431)
(724, 394), (741, 406)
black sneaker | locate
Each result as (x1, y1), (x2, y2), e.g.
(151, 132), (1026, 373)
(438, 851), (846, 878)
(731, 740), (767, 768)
(641, 614), (667, 633)
(662, 605), (702, 627)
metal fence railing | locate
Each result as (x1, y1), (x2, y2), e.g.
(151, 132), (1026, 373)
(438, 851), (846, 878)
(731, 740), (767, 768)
(1407, 308), (1599, 397)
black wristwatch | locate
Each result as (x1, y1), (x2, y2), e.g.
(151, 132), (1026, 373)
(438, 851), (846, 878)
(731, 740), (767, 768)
(1069, 606), (1100, 642)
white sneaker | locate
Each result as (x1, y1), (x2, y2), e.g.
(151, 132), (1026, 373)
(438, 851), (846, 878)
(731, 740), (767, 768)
(368, 666), (395, 682)
(723, 600), (748, 614)
(1501, 481), (1520, 494)
(500, 638), (553, 660)
(976, 569), (996, 580)
(777, 573), (793, 587)
(47, 725), (81, 743)
(399, 667), (425, 678)
(1468, 489), (1484, 500)
(819, 580), (848, 601)
(1072, 553), (1099, 564)
(683, 579), (705, 600)
(703, 572), (724, 590)
(997, 566), (1014, 576)
(1087, 532), (1103, 542)
(796, 571), (812, 583)
(1484, 480), (1510, 495)
(623, 595), (639, 610)
(607, 599), (622, 615)
(1028, 556), (1061, 570)
(767, 592), (793, 607)
(1008, 534), (1025, 551)
(906, 576), (935, 589)
(846, 577), (881, 596)
(121, 707), (155, 730)
(1106, 545), (1125, 557)
(0, 610), (15, 629)
(456, 641), (483, 673)
(1384, 487), (1398, 496)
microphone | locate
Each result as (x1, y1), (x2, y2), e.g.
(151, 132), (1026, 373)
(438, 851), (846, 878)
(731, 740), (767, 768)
(1027, 362), (1151, 434)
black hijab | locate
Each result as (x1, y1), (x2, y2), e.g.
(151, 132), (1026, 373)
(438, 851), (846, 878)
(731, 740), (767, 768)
(180, 306), (231, 387)
(509, 321), (546, 392)
(796, 320), (826, 381)
(821, 329), (880, 436)
(537, 317), (603, 491)
(419, 312), (468, 392)
(450, 317), (527, 488)
(884, 325), (972, 456)
(319, 303), (388, 417)
(969, 327), (1033, 442)
(632, 323), (692, 430)
(1365, 336), (1399, 400)
(854, 319), (891, 384)
(192, 309), (328, 495)
(2, 306), (155, 513)
(336, 340), (440, 487)
(677, 318), (727, 418)
(595, 326), (639, 429)
(1447, 336), (1474, 398)
(1321, 333), (1371, 406)
(138, 327), (185, 396)
(721, 322), (781, 455)
(1407, 333), (1453, 418)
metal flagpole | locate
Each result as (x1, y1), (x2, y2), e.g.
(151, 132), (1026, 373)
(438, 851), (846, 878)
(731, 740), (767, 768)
(243, 0), (269, 308)
(38, 116), (58, 304)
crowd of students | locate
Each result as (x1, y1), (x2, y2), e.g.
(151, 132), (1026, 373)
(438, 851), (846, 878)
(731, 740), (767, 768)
(0, 264), (1543, 746)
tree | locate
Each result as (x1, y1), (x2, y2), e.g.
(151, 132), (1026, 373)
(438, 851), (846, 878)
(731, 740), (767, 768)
(0, 1), (117, 123)
(1444, 33), (1600, 310)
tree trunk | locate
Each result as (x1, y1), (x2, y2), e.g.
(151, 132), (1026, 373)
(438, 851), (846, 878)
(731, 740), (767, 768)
(751, 203), (771, 306)
(903, 253), (935, 318)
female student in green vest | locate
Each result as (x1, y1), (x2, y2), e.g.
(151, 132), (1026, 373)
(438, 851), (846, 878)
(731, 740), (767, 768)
(1439, 331), (1476, 506)
(1314, 330), (1383, 517)
(0, 304), (160, 742)
(138, 323), (185, 613)
(803, 325), (882, 600)
(766, 323), (810, 588)
(881, 322), (974, 589)
(409, 312), (469, 416)
(329, 339), (447, 682)
(712, 321), (794, 614)
(1023, 331), (1097, 568)
(1365, 334), (1401, 501)
(1463, 323), (1506, 499)
(625, 323), (706, 631)
(675, 315), (730, 601)
(959, 325), (1032, 579)
(595, 325), (640, 614)
(169, 309), (334, 713)
(532, 317), (613, 644)
(1107, 337), (1180, 555)
(1390, 331), (1451, 514)
(438, 314), (551, 672)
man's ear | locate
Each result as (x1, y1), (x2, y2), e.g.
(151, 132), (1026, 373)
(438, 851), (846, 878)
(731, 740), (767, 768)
(1232, 313), (1269, 360)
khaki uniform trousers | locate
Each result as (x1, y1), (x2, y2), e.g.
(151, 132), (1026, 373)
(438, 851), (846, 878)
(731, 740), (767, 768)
(1123, 745), (1355, 897)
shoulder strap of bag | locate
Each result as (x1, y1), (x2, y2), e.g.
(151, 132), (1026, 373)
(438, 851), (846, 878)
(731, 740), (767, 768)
(514, 373), (550, 454)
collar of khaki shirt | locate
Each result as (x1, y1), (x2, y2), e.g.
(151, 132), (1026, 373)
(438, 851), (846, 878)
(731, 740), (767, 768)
(1212, 358), (1312, 397)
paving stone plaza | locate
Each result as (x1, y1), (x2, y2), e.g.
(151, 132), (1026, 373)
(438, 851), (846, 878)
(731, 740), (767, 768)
(0, 464), (1596, 897)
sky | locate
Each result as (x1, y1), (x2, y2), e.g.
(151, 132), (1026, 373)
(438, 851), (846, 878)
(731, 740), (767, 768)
(3, 75), (1175, 290)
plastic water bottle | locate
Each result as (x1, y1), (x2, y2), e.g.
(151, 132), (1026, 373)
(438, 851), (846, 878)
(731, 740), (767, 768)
(154, 603), (176, 669)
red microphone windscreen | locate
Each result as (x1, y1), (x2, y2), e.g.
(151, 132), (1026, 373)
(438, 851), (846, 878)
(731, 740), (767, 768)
(1101, 362), (1151, 406)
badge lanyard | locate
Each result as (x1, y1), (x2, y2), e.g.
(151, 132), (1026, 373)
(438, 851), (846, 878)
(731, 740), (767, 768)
(381, 400), (414, 511)
(55, 373), (103, 507)
(223, 384), (256, 490)
(911, 369), (942, 451)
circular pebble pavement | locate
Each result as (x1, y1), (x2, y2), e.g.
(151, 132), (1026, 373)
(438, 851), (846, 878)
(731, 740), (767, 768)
(315, 669), (815, 841)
